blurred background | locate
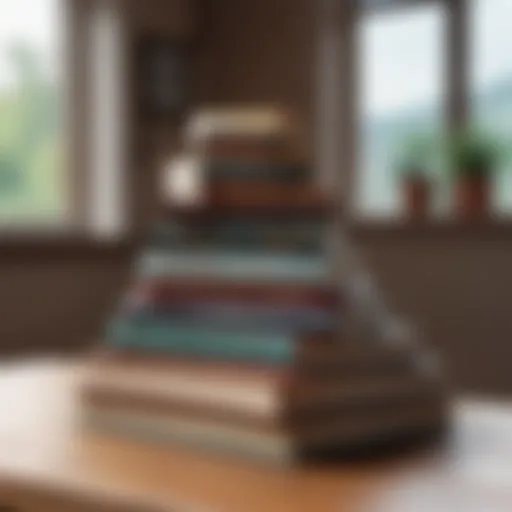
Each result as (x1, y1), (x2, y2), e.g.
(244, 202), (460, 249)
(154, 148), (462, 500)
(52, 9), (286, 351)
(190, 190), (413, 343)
(0, 0), (512, 397)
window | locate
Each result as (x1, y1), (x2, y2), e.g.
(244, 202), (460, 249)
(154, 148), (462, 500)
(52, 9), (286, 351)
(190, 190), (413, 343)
(356, 3), (446, 218)
(471, 0), (512, 215)
(0, 0), (65, 226)
(0, 0), (127, 236)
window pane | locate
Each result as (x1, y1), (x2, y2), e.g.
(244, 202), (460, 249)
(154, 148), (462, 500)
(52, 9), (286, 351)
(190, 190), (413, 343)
(357, 4), (446, 218)
(471, 0), (512, 215)
(0, 0), (64, 225)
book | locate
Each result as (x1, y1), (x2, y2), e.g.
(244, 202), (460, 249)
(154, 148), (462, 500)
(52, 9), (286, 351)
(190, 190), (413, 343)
(147, 219), (327, 254)
(205, 184), (328, 209)
(120, 301), (338, 332)
(137, 250), (329, 283)
(162, 191), (332, 218)
(105, 317), (335, 365)
(83, 381), (443, 434)
(82, 360), (443, 429)
(206, 160), (311, 185)
(197, 137), (293, 162)
(185, 106), (305, 163)
(185, 106), (295, 141)
(133, 279), (341, 309)
(83, 400), (445, 465)
(91, 342), (420, 378)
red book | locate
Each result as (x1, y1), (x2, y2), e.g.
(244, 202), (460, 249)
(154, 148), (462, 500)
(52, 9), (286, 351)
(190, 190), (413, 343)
(133, 278), (341, 310)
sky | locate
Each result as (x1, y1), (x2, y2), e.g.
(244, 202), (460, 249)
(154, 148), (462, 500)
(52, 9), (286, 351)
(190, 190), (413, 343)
(361, 0), (512, 117)
(0, 0), (61, 90)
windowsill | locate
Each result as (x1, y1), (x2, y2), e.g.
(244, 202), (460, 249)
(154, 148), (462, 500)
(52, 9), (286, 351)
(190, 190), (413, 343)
(3, 218), (512, 258)
(0, 230), (137, 259)
(349, 217), (512, 240)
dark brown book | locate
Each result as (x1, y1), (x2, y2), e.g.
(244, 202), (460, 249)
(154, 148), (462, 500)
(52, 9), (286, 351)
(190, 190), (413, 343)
(83, 383), (445, 452)
(200, 135), (294, 162)
(133, 278), (341, 310)
(207, 183), (326, 205)
(90, 343), (417, 378)
(163, 187), (333, 218)
(205, 160), (311, 185)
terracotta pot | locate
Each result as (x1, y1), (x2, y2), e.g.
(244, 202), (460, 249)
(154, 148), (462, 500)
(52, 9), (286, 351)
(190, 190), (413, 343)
(455, 175), (490, 221)
(403, 176), (430, 221)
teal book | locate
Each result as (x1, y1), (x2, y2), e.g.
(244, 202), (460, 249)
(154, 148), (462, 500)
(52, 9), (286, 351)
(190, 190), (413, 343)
(148, 219), (327, 254)
(106, 318), (327, 364)
(123, 302), (338, 332)
(137, 250), (329, 283)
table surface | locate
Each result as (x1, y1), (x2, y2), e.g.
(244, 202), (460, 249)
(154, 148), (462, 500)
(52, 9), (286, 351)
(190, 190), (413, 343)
(0, 360), (511, 512)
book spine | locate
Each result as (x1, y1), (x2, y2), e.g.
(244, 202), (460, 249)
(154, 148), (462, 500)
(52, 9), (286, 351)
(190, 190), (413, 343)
(206, 161), (310, 184)
(164, 200), (331, 219)
(137, 251), (328, 283)
(139, 280), (340, 309)
(200, 136), (291, 162)
(83, 371), (280, 418)
(84, 388), (282, 430)
(84, 407), (294, 465)
(207, 184), (325, 206)
(148, 221), (326, 254)
(107, 319), (297, 364)
(122, 302), (338, 332)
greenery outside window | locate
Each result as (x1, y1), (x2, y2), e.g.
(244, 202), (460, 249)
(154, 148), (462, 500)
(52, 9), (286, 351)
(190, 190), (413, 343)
(0, 0), (65, 227)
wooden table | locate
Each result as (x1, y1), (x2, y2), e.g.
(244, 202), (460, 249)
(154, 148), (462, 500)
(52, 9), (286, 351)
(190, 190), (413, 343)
(0, 360), (511, 511)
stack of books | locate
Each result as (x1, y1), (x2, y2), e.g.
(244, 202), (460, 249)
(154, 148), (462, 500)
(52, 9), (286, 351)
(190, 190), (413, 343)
(80, 107), (446, 465)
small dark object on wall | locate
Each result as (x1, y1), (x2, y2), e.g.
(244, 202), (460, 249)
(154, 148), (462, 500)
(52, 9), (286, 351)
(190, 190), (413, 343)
(135, 36), (190, 120)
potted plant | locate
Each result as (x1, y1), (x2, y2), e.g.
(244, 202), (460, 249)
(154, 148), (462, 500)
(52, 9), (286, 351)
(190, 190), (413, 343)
(449, 130), (503, 220)
(396, 135), (434, 221)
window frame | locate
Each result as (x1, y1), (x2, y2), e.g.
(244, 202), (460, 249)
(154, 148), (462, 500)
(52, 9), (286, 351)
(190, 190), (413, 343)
(356, 0), (470, 130)
(319, 0), (473, 221)
(0, 0), (129, 240)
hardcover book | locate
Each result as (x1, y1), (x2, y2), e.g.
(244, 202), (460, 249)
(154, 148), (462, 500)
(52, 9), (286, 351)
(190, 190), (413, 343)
(91, 343), (419, 378)
(137, 250), (329, 283)
(106, 317), (335, 365)
(83, 399), (445, 465)
(120, 301), (338, 332)
(133, 279), (341, 310)
(147, 219), (328, 254)
(206, 160), (310, 185)
(82, 359), (443, 429)
(163, 191), (332, 218)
